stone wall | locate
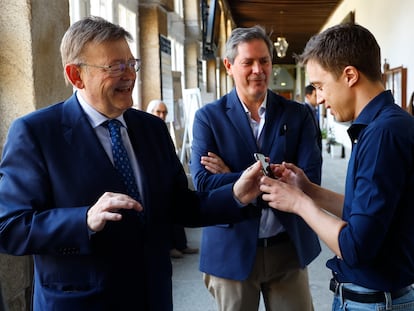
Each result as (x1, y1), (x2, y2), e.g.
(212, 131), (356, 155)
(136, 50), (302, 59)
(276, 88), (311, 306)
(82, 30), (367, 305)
(0, 1), (71, 310)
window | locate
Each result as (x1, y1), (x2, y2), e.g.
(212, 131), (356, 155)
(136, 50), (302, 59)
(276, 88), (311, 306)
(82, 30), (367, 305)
(383, 66), (407, 109)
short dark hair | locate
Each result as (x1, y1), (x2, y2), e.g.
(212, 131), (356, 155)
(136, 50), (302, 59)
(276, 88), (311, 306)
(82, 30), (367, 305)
(295, 23), (382, 82)
(305, 84), (315, 95)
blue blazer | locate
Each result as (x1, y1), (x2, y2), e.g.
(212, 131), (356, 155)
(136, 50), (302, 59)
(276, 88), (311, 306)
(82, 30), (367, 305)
(190, 89), (322, 280)
(0, 94), (254, 310)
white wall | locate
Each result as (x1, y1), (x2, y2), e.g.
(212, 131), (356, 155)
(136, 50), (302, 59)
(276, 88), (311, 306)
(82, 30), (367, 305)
(325, 0), (414, 97)
(320, 0), (414, 148)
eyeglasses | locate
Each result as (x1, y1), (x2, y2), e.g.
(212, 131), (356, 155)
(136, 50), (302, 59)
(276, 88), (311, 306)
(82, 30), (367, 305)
(79, 58), (141, 77)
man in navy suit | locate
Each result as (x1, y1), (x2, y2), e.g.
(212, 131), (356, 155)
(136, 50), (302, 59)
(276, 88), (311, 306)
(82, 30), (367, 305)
(190, 25), (322, 310)
(0, 16), (263, 311)
(303, 84), (323, 151)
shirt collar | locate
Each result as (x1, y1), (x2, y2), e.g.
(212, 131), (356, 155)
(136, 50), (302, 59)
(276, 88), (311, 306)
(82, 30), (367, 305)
(347, 90), (394, 144)
(76, 91), (127, 128)
(239, 92), (268, 115)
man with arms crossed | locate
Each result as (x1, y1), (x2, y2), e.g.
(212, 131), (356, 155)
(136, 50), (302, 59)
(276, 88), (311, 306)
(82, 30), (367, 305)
(190, 25), (322, 310)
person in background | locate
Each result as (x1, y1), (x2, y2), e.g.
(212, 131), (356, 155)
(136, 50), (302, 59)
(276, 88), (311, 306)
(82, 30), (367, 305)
(146, 99), (169, 121)
(0, 16), (264, 311)
(303, 84), (322, 150)
(261, 23), (414, 310)
(146, 99), (199, 259)
(190, 25), (322, 311)
(303, 84), (318, 120)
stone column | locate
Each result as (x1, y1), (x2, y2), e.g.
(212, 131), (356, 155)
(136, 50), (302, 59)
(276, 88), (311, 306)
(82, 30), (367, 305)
(139, 1), (174, 110)
(183, 0), (201, 89)
(0, 1), (71, 310)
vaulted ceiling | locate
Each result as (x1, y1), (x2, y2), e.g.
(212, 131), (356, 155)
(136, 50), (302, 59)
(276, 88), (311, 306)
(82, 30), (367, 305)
(225, 0), (344, 64)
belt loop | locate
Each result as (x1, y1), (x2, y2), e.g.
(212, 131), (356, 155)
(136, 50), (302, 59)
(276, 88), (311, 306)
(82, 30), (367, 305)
(339, 283), (345, 308)
(264, 238), (267, 247)
(334, 279), (340, 294)
(384, 292), (392, 310)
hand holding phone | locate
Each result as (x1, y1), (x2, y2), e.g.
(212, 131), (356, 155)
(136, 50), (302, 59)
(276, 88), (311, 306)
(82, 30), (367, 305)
(254, 153), (276, 178)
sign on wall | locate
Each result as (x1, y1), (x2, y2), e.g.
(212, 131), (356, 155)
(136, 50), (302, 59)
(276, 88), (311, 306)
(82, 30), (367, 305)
(159, 35), (174, 122)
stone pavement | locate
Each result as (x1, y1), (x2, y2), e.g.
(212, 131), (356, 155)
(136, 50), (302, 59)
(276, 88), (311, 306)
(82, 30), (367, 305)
(172, 144), (350, 311)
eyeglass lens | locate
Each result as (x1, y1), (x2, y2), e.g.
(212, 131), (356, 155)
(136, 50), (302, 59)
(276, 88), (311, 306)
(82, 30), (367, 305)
(111, 59), (140, 75)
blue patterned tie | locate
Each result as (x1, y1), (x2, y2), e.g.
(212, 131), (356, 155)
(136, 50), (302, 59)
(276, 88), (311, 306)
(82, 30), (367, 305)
(106, 119), (141, 203)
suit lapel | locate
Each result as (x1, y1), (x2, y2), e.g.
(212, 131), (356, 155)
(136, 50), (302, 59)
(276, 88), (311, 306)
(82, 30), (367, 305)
(226, 90), (286, 155)
(61, 94), (124, 188)
(260, 92), (285, 155)
(225, 89), (259, 154)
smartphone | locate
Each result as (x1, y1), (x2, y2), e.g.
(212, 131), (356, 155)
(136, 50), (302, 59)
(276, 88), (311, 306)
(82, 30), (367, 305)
(254, 153), (275, 178)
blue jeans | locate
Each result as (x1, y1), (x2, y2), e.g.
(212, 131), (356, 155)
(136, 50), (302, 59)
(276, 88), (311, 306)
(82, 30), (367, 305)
(332, 283), (414, 311)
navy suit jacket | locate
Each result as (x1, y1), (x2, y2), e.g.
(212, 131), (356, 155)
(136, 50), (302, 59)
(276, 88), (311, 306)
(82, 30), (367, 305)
(0, 94), (254, 310)
(190, 89), (322, 280)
